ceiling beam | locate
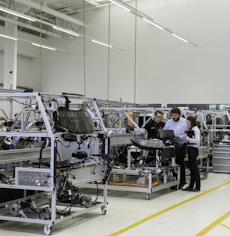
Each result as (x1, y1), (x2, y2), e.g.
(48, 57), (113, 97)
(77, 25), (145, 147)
(12, 0), (86, 27)
(0, 15), (62, 38)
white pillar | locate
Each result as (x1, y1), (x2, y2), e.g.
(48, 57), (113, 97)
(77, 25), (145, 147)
(3, 21), (17, 90)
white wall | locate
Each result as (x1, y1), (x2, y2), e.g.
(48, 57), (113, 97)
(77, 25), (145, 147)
(0, 26), (41, 91)
(0, 52), (3, 84)
(39, 37), (85, 95)
(0, 52), (41, 91)
(17, 56), (41, 91)
(2, 0), (230, 105)
(39, 0), (230, 104)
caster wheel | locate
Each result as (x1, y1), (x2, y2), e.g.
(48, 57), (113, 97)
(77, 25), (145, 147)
(101, 207), (107, 215)
(146, 193), (150, 200)
(44, 225), (52, 235)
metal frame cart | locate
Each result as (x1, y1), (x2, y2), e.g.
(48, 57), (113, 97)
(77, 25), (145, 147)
(107, 141), (180, 200)
(96, 107), (180, 199)
(0, 92), (109, 235)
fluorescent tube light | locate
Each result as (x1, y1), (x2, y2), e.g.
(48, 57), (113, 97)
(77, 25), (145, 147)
(92, 39), (112, 48)
(86, 0), (101, 7)
(109, 0), (131, 12)
(172, 33), (189, 43)
(143, 18), (164, 30)
(0, 6), (36, 22)
(0, 33), (18, 41)
(52, 25), (79, 37)
(32, 42), (56, 51)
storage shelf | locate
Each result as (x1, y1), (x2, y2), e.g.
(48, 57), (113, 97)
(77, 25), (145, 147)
(212, 141), (230, 173)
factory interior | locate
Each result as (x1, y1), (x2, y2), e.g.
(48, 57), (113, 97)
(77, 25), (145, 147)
(0, 1), (230, 235)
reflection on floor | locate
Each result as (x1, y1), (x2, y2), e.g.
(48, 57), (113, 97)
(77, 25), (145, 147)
(0, 172), (229, 236)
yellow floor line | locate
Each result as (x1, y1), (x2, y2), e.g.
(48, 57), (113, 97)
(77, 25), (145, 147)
(109, 180), (230, 236)
(220, 223), (230, 231)
(196, 211), (230, 235)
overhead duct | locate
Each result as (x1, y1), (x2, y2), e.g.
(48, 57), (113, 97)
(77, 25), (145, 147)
(12, 0), (86, 27)
(0, 15), (62, 38)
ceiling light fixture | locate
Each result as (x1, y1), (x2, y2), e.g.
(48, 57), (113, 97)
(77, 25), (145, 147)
(143, 18), (164, 30)
(109, 0), (196, 46)
(32, 42), (56, 51)
(109, 0), (131, 12)
(52, 25), (80, 37)
(172, 33), (189, 43)
(0, 6), (36, 22)
(92, 39), (112, 48)
(0, 33), (18, 41)
(86, 0), (101, 7)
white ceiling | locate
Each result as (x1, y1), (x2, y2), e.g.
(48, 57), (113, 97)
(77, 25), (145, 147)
(0, 0), (113, 38)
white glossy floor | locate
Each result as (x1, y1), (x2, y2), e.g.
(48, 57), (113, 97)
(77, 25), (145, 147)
(0, 172), (229, 236)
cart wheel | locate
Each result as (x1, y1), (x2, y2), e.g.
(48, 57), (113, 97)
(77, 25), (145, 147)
(146, 193), (150, 200)
(101, 207), (107, 215)
(44, 225), (52, 235)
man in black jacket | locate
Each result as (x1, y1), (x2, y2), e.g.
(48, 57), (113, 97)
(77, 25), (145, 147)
(142, 110), (165, 139)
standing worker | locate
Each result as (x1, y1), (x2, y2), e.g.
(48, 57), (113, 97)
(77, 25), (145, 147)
(142, 110), (165, 139)
(182, 116), (201, 192)
(141, 110), (165, 166)
(164, 107), (188, 189)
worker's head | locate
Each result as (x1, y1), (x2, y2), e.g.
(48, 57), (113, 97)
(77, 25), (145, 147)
(187, 116), (199, 128)
(154, 110), (164, 123)
(170, 107), (181, 121)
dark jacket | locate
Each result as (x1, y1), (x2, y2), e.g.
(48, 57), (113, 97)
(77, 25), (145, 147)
(144, 119), (165, 139)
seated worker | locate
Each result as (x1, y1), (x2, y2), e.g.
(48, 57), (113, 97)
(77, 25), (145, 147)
(142, 110), (165, 139)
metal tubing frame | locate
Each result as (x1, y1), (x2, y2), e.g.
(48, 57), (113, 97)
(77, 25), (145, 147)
(0, 92), (108, 233)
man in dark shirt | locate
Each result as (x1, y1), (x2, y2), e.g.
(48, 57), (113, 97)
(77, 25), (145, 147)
(142, 110), (165, 139)
(141, 110), (165, 166)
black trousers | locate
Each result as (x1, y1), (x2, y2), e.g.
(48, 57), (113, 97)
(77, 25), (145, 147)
(175, 144), (187, 186)
(187, 146), (201, 189)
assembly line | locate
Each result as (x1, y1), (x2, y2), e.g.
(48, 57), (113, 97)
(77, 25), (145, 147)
(0, 0), (230, 235)
(0, 91), (229, 235)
